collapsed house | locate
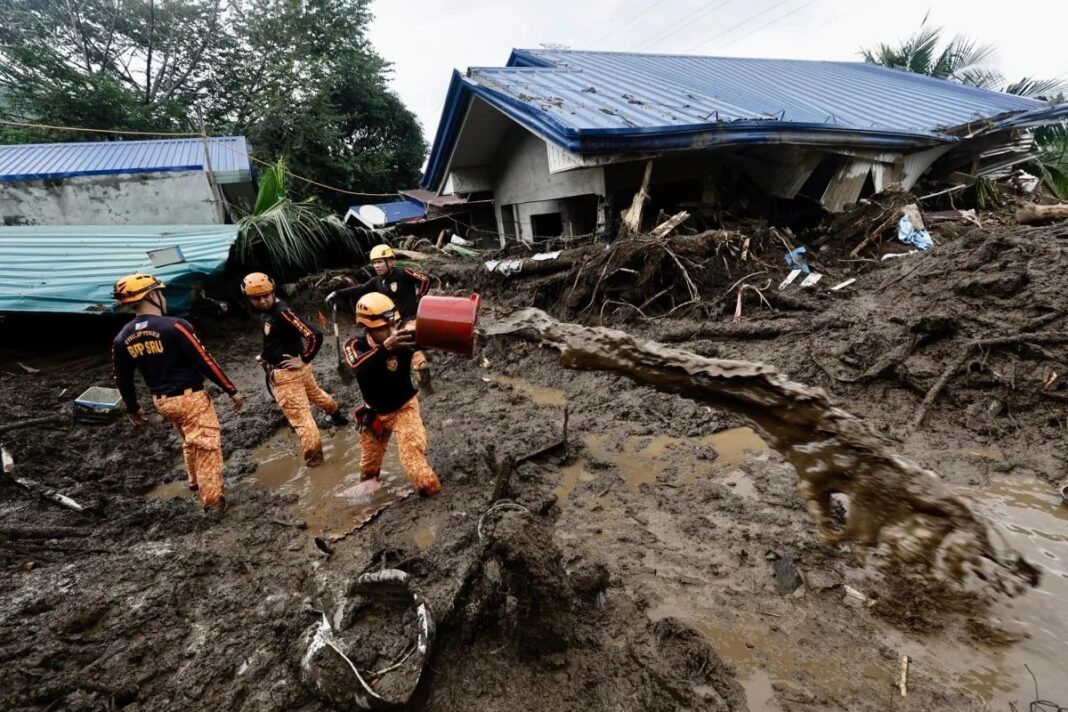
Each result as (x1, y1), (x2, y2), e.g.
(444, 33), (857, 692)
(421, 49), (1068, 242)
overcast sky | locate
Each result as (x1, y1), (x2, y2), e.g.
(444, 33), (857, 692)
(369, 0), (1068, 146)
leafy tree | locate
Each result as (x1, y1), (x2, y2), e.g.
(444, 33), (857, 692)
(0, 0), (425, 200)
(860, 17), (1064, 99)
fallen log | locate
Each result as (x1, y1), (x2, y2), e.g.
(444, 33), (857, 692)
(1016, 203), (1068, 225)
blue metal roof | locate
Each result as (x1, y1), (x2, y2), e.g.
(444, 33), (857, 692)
(345, 201), (427, 228)
(423, 49), (1066, 189)
(0, 136), (252, 181)
(0, 224), (238, 314)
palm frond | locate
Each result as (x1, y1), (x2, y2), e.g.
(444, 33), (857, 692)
(956, 68), (1005, 90)
(937, 35), (998, 80)
(236, 158), (350, 275)
(1003, 77), (1068, 98)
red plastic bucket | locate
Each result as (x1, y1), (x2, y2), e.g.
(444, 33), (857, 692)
(415, 294), (480, 357)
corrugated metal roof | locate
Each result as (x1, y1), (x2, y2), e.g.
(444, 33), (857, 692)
(422, 49), (1067, 189)
(0, 224), (238, 314)
(344, 201), (427, 229)
(0, 136), (252, 181)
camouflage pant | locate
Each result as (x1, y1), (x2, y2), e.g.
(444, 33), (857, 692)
(272, 363), (338, 466)
(152, 389), (224, 508)
(359, 396), (440, 496)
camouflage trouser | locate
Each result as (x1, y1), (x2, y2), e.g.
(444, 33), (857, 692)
(272, 364), (338, 466)
(359, 396), (440, 496)
(152, 389), (224, 508)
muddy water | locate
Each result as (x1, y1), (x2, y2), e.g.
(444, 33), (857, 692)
(918, 478), (1068, 706)
(553, 427), (769, 500)
(487, 309), (1037, 593)
(146, 428), (411, 538)
(249, 428), (411, 540)
(487, 374), (567, 406)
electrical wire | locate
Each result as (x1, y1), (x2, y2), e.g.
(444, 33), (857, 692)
(629, 0), (731, 53)
(0, 118), (400, 198)
(716, 0), (819, 51)
(683, 0), (800, 53)
(589, 0), (676, 48)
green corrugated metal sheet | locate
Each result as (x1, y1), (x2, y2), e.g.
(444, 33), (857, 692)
(0, 224), (238, 314)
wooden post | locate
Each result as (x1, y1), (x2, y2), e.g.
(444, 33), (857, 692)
(196, 105), (229, 224)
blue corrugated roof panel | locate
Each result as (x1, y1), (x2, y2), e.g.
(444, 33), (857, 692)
(423, 49), (1066, 188)
(377, 201), (427, 224)
(0, 224), (238, 314)
(0, 136), (252, 181)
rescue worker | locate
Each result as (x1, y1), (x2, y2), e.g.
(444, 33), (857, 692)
(243, 272), (347, 467)
(343, 293), (441, 497)
(325, 244), (433, 390)
(110, 273), (244, 510)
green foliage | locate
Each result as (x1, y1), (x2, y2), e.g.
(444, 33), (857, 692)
(1028, 124), (1068, 200)
(860, 18), (1064, 98)
(236, 159), (351, 276)
(0, 0), (425, 199)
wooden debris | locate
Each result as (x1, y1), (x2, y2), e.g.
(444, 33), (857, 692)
(11, 476), (87, 512)
(899, 655), (909, 697)
(621, 160), (654, 236)
(1016, 203), (1068, 225)
(647, 211), (690, 240)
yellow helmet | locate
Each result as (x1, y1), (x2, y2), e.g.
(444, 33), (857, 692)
(113, 273), (165, 304)
(369, 244), (395, 262)
(241, 272), (275, 297)
(355, 293), (399, 328)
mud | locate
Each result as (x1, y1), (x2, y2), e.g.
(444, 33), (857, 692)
(3, 210), (1068, 711)
(488, 308), (1039, 594)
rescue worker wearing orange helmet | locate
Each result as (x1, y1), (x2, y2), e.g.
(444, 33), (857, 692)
(110, 273), (244, 510)
(326, 244), (433, 390)
(343, 292), (441, 497)
(243, 272), (347, 467)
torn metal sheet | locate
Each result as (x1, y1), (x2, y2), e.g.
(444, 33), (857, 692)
(821, 159), (872, 212)
(0, 224), (238, 315)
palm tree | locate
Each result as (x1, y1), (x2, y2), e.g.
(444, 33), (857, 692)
(860, 17), (1064, 99)
(235, 158), (352, 276)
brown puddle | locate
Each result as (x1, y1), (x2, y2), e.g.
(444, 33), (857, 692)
(248, 428), (411, 540)
(554, 427), (769, 500)
(920, 478), (1068, 706)
(147, 428), (411, 538)
(487, 374), (567, 406)
(145, 479), (195, 501)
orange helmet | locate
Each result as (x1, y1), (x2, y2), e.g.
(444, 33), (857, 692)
(355, 293), (399, 328)
(113, 273), (165, 304)
(242, 272), (275, 297)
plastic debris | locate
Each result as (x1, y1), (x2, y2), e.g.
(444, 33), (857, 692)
(830, 278), (856, 292)
(800, 273), (822, 288)
(784, 246), (811, 273)
(897, 206), (933, 251)
(484, 258), (524, 276)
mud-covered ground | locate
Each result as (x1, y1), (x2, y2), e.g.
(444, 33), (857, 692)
(2, 210), (1067, 711)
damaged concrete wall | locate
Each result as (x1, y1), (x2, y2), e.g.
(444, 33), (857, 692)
(490, 125), (605, 241)
(0, 171), (220, 226)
